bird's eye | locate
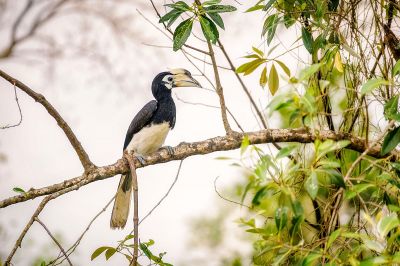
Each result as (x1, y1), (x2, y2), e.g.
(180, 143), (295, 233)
(168, 77), (173, 82)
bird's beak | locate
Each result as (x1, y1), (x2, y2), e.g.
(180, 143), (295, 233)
(173, 73), (202, 88)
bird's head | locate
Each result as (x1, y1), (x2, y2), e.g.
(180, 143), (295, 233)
(152, 69), (201, 100)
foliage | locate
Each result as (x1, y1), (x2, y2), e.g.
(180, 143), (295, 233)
(157, 0), (400, 265)
(91, 235), (172, 265)
(159, 0), (236, 51)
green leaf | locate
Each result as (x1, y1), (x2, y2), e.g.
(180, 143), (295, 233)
(240, 135), (250, 155)
(301, 27), (314, 54)
(204, 5), (237, 13)
(275, 207), (288, 231)
(252, 46), (264, 57)
(263, 0), (277, 11)
(361, 78), (391, 95)
(173, 19), (193, 51)
(91, 246), (111, 261)
(382, 126), (400, 155)
(305, 171), (319, 199)
(202, 0), (221, 5)
(207, 13), (224, 30)
(262, 14), (279, 45)
(236, 59), (266, 75)
(165, 1), (191, 11)
(274, 60), (291, 76)
(276, 144), (298, 159)
(252, 187), (267, 206)
(302, 253), (322, 266)
(105, 247), (116, 260)
(245, 5), (264, 12)
(259, 67), (267, 87)
(13, 187), (26, 194)
(199, 15), (219, 44)
(268, 64), (279, 95)
(327, 228), (342, 248)
(140, 243), (153, 259)
(384, 95), (399, 121)
(167, 11), (184, 28)
(345, 183), (374, 199)
(393, 59), (400, 76)
(298, 63), (321, 82)
(378, 213), (400, 237)
(159, 9), (182, 24)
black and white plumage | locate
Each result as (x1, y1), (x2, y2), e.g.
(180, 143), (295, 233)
(110, 69), (201, 229)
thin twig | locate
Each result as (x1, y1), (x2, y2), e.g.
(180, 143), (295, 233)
(214, 176), (250, 208)
(5, 182), (85, 265)
(1, 82), (23, 129)
(35, 218), (73, 266)
(125, 153), (138, 266)
(49, 196), (115, 266)
(206, 40), (233, 134)
(0, 69), (94, 172)
(139, 160), (184, 225)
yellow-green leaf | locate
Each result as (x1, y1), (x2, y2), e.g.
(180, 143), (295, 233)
(91, 246), (111, 261)
(259, 67), (267, 87)
(361, 78), (391, 95)
(268, 64), (279, 95)
(274, 59), (290, 76)
(334, 51), (344, 72)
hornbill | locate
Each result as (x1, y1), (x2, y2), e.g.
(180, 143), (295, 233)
(110, 69), (201, 229)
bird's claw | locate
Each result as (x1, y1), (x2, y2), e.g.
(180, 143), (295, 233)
(162, 146), (174, 155)
(135, 155), (146, 166)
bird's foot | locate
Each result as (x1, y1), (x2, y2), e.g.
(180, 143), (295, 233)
(161, 146), (174, 155)
(135, 155), (146, 166)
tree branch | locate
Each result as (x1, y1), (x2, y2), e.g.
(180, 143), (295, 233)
(35, 218), (73, 266)
(5, 184), (82, 265)
(1, 128), (397, 209)
(0, 69), (95, 172)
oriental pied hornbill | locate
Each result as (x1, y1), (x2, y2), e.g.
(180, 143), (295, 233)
(110, 69), (201, 229)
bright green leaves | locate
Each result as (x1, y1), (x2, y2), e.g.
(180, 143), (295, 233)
(384, 95), (400, 121)
(207, 12), (224, 29)
(173, 19), (193, 51)
(361, 78), (391, 95)
(262, 14), (279, 45)
(378, 213), (400, 237)
(393, 59), (400, 76)
(13, 187), (26, 194)
(305, 171), (318, 199)
(140, 240), (173, 266)
(199, 15), (219, 43)
(301, 27), (314, 54)
(275, 206), (288, 231)
(381, 126), (400, 155)
(159, 0), (236, 51)
(381, 94), (400, 155)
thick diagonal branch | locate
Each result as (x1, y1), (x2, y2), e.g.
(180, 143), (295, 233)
(0, 69), (94, 172)
(1, 128), (397, 209)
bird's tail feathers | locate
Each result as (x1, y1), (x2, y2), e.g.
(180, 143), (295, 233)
(110, 174), (132, 229)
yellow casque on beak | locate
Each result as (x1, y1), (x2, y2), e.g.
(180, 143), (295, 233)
(170, 68), (202, 88)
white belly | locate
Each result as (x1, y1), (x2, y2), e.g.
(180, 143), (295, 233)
(125, 122), (170, 155)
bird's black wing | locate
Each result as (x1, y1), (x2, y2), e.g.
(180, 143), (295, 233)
(123, 100), (158, 150)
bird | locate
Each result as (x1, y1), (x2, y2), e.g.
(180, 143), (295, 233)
(110, 68), (201, 229)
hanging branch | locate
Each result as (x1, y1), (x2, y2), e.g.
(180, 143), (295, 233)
(0, 69), (94, 172)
